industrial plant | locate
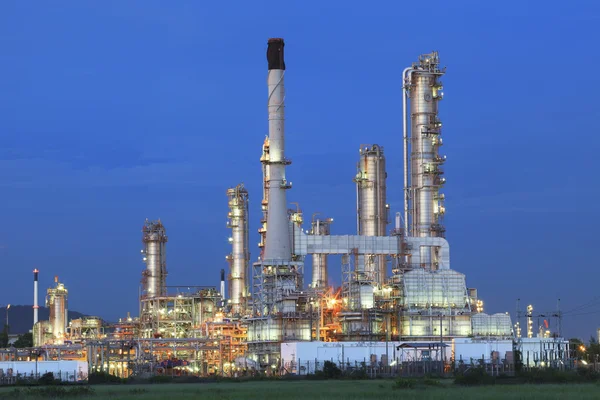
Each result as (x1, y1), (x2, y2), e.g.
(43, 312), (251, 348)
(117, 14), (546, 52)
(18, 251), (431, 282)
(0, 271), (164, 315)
(0, 38), (570, 380)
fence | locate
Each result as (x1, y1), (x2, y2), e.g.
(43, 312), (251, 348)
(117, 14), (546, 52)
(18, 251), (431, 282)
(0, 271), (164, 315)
(282, 358), (453, 378)
(0, 370), (86, 385)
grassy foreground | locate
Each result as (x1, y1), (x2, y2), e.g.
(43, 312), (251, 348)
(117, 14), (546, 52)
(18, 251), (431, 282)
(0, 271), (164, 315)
(1, 380), (599, 399)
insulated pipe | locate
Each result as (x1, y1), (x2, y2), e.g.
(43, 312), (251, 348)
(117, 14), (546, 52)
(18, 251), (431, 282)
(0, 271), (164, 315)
(356, 180), (360, 234)
(402, 67), (413, 237)
(263, 38), (292, 262)
(33, 269), (39, 325)
(310, 216), (332, 288)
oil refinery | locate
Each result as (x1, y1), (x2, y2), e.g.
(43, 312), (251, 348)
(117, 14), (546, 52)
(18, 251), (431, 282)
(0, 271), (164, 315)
(0, 38), (570, 379)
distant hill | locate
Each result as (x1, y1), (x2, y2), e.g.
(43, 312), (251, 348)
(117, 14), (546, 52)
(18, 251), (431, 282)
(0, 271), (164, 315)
(0, 305), (90, 334)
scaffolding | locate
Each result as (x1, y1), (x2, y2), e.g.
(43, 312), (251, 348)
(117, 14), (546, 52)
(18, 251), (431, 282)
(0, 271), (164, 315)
(251, 261), (305, 316)
(247, 313), (312, 368)
(86, 338), (223, 377)
(198, 313), (250, 374)
(69, 317), (104, 342)
(341, 249), (376, 311)
(111, 314), (139, 341)
(139, 287), (221, 339)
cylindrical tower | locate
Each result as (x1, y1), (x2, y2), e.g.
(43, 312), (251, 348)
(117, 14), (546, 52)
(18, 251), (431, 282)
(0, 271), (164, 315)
(354, 144), (389, 284)
(220, 269), (226, 300)
(404, 52), (446, 269)
(263, 38), (292, 263)
(141, 219), (168, 298)
(264, 38), (292, 263)
(226, 183), (250, 314)
(310, 217), (333, 288)
(46, 276), (68, 343)
(33, 269), (39, 326)
(288, 202), (303, 262)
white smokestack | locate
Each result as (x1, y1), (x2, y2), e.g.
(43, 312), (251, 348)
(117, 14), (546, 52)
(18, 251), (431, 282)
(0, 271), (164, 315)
(263, 38), (291, 262)
(33, 269), (39, 325)
(220, 268), (226, 301)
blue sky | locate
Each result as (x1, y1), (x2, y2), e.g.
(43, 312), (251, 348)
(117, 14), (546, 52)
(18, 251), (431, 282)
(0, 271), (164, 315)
(0, 1), (598, 339)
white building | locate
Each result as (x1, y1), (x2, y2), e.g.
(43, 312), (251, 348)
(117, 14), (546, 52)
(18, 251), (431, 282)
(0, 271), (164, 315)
(282, 341), (452, 374)
(0, 360), (87, 381)
(518, 337), (569, 368)
(452, 338), (513, 366)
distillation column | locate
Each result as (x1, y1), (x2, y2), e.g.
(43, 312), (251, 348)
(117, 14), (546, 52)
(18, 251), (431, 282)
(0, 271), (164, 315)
(141, 219), (168, 298)
(403, 52), (446, 270)
(46, 276), (68, 344)
(310, 217), (333, 288)
(226, 184), (250, 314)
(355, 144), (389, 284)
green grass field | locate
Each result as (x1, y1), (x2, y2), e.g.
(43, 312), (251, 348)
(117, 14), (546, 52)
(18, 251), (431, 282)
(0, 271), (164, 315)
(1, 380), (599, 399)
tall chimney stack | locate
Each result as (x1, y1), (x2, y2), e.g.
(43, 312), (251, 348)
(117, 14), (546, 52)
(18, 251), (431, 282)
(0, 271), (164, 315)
(33, 269), (39, 325)
(263, 38), (292, 262)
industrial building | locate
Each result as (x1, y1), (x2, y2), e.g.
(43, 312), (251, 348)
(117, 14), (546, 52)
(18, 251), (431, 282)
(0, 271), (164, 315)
(1, 38), (570, 379)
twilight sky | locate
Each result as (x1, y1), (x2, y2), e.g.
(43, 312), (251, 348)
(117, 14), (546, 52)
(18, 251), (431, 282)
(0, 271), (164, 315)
(0, 1), (598, 339)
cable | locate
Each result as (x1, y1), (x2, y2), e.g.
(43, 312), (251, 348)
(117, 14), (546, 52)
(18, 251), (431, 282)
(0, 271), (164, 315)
(562, 296), (600, 315)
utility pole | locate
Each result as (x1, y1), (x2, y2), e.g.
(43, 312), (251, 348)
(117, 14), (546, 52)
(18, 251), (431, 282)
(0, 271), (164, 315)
(315, 298), (320, 342)
(440, 314), (444, 370)
(309, 303), (313, 342)
(557, 298), (562, 338)
(385, 313), (390, 370)
(5, 304), (10, 332)
(516, 298), (521, 334)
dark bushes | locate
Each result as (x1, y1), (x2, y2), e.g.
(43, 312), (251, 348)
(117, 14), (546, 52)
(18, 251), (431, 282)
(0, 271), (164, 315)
(455, 367), (600, 386)
(88, 371), (125, 385)
(454, 368), (497, 386)
(518, 368), (600, 384)
(394, 378), (416, 389)
(38, 372), (59, 386)
(1, 386), (95, 398)
(148, 375), (173, 384)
